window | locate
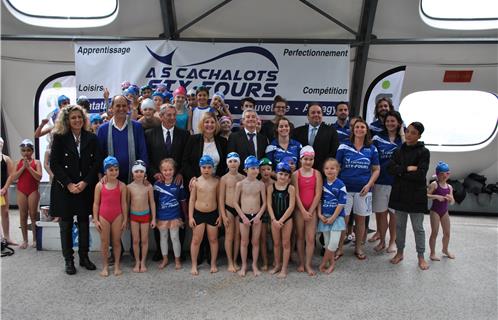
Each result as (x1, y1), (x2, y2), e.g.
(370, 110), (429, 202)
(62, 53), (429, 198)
(3, 0), (118, 28)
(35, 72), (76, 182)
(399, 90), (498, 147)
(420, 0), (498, 30)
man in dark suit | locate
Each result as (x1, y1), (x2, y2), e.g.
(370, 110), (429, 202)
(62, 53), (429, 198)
(227, 108), (268, 173)
(144, 105), (190, 260)
(292, 102), (339, 171)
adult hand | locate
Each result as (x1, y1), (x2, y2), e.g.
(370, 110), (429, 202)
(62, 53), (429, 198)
(154, 173), (164, 183)
(359, 184), (371, 197)
(67, 183), (79, 193)
(100, 175), (108, 184)
(103, 88), (110, 101)
(407, 166), (418, 172)
(75, 181), (88, 192)
(174, 174), (184, 186)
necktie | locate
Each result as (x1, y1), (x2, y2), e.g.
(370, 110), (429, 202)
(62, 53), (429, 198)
(248, 133), (256, 155)
(165, 130), (172, 153)
(309, 127), (317, 146)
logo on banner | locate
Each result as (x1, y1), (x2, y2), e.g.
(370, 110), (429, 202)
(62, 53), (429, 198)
(144, 46), (280, 99)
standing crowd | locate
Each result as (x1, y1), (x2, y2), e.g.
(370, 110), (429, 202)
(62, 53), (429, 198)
(0, 84), (456, 278)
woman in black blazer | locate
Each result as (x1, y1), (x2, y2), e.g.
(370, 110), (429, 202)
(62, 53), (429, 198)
(50, 105), (102, 275)
(182, 112), (227, 183)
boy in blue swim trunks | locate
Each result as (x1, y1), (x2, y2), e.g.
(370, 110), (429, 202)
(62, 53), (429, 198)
(234, 156), (267, 277)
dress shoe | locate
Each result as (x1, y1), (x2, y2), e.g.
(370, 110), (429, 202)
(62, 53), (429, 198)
(79, 256), (97, 270)
(65, 260), (77, 275)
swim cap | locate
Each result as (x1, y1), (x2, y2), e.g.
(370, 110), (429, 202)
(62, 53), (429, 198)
(89, 114), (103, 124)
(20, 139), (34, 149)
(187, 88), (197, 97)
(141, 85), (152, 92)
(124, 86), (139, 97)
(436, 161), (450, 174)
(199, 155), (215, 167)
(163, 92), (173, 104)
(281, 156), (295, 166)
(275, 161), (291, 174)
(152, 91), (164, 101)
(121, 81), (131, 90)
(244, 156), (259, 169)
(259, 157), (272, 167)
(141, 98), (155, 110)
(300, 145), (315, 158)
(212, 92), (225, 102)
(173, 86), (187, 97)
(156, 84), (167, 93)
(132, 160), (146, 173)
(103, 156), (119, 170)
(226, 152), (240, 163)
(220, 116), (232, 124)
(57, 95), (70, 107)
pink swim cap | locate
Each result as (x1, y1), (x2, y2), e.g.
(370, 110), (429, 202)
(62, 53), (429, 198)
(173, 86), (186, 97)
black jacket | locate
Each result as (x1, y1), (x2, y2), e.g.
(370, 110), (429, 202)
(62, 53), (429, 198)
(182, 134), (227, 182)
(49, 130), (102, 218)
(388, 141), (430, 213)
(227, 130), (268, 173)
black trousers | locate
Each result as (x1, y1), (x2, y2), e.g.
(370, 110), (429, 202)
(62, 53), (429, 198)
(59, 214), (90, 261)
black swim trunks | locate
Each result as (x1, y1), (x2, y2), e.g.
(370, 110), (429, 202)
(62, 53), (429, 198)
(225, 205), (239, 219)
(242, 213), (258, 225)
(193, 209), (219, 226)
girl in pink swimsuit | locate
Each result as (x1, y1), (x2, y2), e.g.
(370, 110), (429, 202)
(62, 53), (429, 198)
(292, 146), (322, 276)
(93, 156), (128, 277)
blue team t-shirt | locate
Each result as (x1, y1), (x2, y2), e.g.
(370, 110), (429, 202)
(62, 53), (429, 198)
(265, 138), (302, 168)
(336, 142), (380, 192)
(372, 133), (402, 186)
(154, 182), (186, 221)
(321, 178), (347, 217)
(369, 119), (384, 134)
(332, 121), (351, 144)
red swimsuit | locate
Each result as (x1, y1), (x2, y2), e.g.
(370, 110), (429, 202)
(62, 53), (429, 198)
(16, 159), (39, 196)
(99, 183), (123, 223)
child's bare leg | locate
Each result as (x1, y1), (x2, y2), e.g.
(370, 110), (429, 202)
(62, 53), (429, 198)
(326, 231), (341, 274)
(440, 213), (455, 259)
(169, 227), (182, 269)
(99, 218), (111, 277)
(304, 214), (317, 276)
(270, 223), (282, 274)
(17, 193), (29, 248)
(111, 216), (124, 276)
(251, 223), (262, 276)
(27, 191), (39, 247)
(139, 223), (149, 272)
(429, 211), (441, 261)
(319, 232), (330, 272)
(131, 221), (141, 272)
(278, 221), (293, 279)
(294, 213), (305, 272)
(238, 223), (250, 277)
(387, 211), (397, 253)
(225, 214), (236, 272)
(233, 217), (240, 270)
(190, 224), (205, 275)
(260, 223), (269, 271)
(375, 211), (388, 252)
(206, 225), (219, 273)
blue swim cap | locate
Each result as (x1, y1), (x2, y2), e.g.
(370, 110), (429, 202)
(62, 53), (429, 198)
(125, 86), (139, 97)
(103, 156), (119, 170)
(259, 157), (272, 167)
(57, 95), (70, 107)
(89, 114), (103, 124)
(435, 161), (450, 174)
(281, 156), (296, 166)
(226, 152), (240, 163)
(199, 155), (215, 167)
(244, 156), (259, 169)
(275, 161), (291, 174)
(152, 91), (164, 100)
(163, 92), (173, 104)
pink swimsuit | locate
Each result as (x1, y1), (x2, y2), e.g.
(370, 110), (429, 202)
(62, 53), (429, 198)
(99, 183), (122, 223)
(298, 169), (316, 210)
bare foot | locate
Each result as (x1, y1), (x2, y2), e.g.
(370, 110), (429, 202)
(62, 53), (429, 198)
(227, 264), (237, 273)
(19, 241), (28, 249)
(418, 257), (429, 270)
(277, 270), (288, 279)
(252, 266), (261, 277)
(368, 233), (380, 242)
(210, 265), (218, 273)
(234, 263), (240, 271)
(269, 266), (281, 275)
(297, 265), (305, 272)
(305, 265), (316, 276)
(238, 268), (246, 277)
(191, 267), (199, 276)
(140, 264), (147, 273)
(261, 265), (269, 272)
(374, 243), (386, 252)
(430, 254), (440, 261)
(326, 263), (335, 274)
(334, 251), (343, 261)
(99, 268), (109, 277)
(386, 243), (397, 253)
(158, 257), (169, 270)
(31, 241), (37, 248)
(442, 250), (455, 259)
(390, 253), (404, 264)
(319, 263), (327, 273)
(133, 263), (140, 273)
(5, 238), (18, 246)
(114, 268), (123, 276)
(175, 258), (182, 270)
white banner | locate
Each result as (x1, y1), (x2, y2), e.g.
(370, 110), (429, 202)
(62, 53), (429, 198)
(75, 41), (350, 125)
(363, 66), (406, 125)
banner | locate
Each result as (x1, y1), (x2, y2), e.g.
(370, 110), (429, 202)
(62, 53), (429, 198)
(363, 66), (406, 125)
(75, 41), (350, 125)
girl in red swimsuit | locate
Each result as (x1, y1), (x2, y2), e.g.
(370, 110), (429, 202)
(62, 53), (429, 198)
(93, 156), (128, 277)
(2, 139), (42, 249)
(292, 146), (322, 276)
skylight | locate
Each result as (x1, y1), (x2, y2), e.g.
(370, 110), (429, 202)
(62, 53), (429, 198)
(3, 0), (118, 28)
(420, 0), (498, 30)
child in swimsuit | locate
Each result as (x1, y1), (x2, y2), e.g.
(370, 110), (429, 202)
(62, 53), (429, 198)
(267, 162), (295, 278)
(219, 152), (245, 273)
(258, 157), (274, 272)
(189, 155), (220, 275)
(234, 156), (267, 277)
(292, 146), (323, 276)
(154, 158), (187, 270)
(127, 160), (156, 273)
(2, 139), (42, 249)
(427, 161), (455, 261)
(93, 156), (128, 277)
(317, 158), (347, 274)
